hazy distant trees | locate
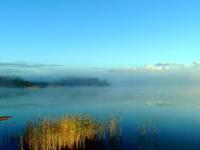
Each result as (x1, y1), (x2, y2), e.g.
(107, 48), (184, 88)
(54, 77), (110, 87)
(0, 76), (110, 88)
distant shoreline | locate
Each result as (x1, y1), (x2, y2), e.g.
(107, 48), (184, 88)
(0, 76), (111, 88)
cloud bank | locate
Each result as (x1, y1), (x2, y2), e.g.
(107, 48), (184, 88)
(0, 62), (63, 68)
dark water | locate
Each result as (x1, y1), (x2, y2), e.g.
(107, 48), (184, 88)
(1, 86), (200, 150)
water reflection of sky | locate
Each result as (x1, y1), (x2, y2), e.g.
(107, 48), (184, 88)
(1, 86), (200, 149)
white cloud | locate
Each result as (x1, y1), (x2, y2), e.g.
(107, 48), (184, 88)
(107, 61), (200, 73)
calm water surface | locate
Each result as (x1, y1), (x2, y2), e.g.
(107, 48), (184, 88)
(1, 86), (200, 150)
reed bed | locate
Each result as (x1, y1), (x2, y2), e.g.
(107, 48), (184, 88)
(19, 115), (118, 150)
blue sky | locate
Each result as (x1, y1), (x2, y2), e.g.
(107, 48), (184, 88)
(0, 0), (200, 68)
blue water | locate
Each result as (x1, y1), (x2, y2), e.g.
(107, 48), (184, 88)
(1, 86), (200, 150)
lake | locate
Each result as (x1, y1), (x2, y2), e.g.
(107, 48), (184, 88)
(1, 86), (200, 150)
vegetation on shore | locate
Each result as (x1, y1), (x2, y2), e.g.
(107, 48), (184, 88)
(0, 76), (110, 88)
(0, 76), (37, 88)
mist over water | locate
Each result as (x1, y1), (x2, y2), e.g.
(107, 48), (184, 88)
(2, 62), (200, 86)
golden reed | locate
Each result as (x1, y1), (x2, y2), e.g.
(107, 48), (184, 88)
(20, 115), (118, 150)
